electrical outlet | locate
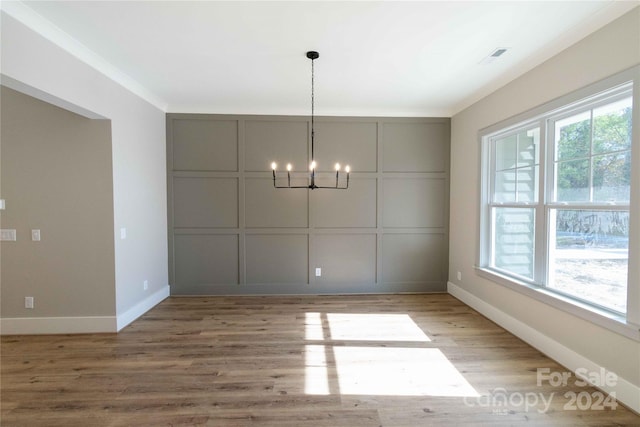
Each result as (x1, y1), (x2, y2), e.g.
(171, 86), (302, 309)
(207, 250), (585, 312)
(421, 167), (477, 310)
(25, 297), (34, 309)
(457, 271), (462, 281)
(31, 229), (41, 241)
(0, 229), (16, 241)
(143, 280), (148, 290)
(315, 268), (321, 277)
(120, 228), (127, 239)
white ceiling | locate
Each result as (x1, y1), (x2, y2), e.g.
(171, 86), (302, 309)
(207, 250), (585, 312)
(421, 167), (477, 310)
(13, 1), (639, 116)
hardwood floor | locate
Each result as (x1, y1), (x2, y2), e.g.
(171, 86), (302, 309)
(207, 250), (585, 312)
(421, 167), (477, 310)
(2, 294), (638, 426)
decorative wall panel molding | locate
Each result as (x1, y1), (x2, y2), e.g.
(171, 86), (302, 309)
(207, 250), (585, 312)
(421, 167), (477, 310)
(167, 114), (450, 295)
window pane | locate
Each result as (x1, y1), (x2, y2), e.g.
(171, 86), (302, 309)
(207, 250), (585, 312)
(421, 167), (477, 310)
(556, 159), (589, 202)
(593, 97), (632, 155)
(549, 209), (628, 313)
(516, 166), (538, 203)
(555, 111), (591, 161)
(492, 207), (535, 279)
(494, 170), (516, 203)
(593, 153), (631, 202)
(493, 127), (540, 204)
(495, 135), (517, 171)
(517, 128), (538, 168)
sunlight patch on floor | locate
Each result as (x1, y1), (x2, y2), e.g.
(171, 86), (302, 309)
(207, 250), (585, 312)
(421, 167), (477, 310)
(304, 311), (477, 397)
(326, 313), (431, 342)
(333, 346), (478, 397)
(304, 344), (330, 395)
(305, 312), (324, 341)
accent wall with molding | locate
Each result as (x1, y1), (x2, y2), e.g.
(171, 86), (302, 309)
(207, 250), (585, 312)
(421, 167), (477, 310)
(167, 114), (450, 295)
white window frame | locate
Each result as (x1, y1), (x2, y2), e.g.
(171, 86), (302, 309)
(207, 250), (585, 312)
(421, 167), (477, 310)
(477, 67), (640, 341)
(485, 122), (542, 282)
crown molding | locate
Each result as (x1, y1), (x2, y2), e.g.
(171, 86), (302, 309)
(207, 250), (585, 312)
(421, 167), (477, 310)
(1, 1), (168, 111)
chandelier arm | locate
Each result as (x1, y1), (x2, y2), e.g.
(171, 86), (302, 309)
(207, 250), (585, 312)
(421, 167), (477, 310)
(313, 184), (349, 189)
(272, 173), (349, 190)
(272, 185), (349, 189)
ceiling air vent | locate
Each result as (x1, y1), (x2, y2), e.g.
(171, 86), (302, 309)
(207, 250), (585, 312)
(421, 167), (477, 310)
(479, 47), (509, 65)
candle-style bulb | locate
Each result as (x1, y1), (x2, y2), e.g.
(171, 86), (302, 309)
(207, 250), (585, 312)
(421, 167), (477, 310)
(345, 165), (351, 173)
(335, 163), (341, 171)
(309, 161), (317, 171)
(271, 162), (277, 170)
(286, 163), (292, 171)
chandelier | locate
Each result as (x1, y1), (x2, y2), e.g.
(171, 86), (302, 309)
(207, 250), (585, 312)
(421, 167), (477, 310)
(270, 51), (350, 190)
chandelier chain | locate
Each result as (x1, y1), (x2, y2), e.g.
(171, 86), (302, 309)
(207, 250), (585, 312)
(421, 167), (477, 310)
(311, 56), (315, 161)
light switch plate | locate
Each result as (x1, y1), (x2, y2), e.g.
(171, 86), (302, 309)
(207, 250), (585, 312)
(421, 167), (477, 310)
(315, 268), (321, 277)
(32, 229), (41, 241)
(120, 228), (127, 239)
(0, 199), (5, 210)
(0, 229), (16, 241)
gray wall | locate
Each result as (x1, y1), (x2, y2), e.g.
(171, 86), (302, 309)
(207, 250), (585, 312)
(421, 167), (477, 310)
(167, 114), (450, 295)
(0, 86), (116, 317)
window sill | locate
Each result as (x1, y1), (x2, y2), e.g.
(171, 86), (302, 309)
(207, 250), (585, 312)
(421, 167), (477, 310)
(475, 267), (640, 342)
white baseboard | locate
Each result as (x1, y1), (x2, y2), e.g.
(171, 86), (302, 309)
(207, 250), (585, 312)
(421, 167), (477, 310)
(116, 285), (170, 331)
(448, 281), (640, 414)
(1, 285), (170, 335)
(1, 316), (116, 335)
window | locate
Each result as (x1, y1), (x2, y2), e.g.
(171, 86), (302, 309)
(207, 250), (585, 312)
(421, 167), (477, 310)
(490, 126), (540, 281)
(480, 75), (636, 324)
(547, 96), (632, 313)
